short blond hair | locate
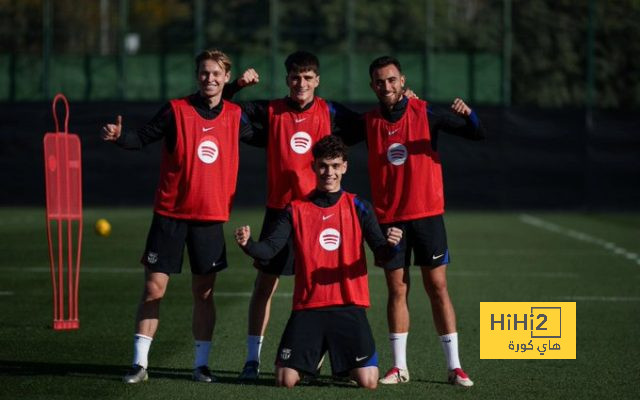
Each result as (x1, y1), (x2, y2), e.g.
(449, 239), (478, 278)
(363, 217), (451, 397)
(195, 49), (232, 74)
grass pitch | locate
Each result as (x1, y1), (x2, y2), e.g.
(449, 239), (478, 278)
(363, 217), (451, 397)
(1, 207), (639, 399)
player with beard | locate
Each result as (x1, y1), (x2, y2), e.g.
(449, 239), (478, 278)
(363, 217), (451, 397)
(364, 56), (485, 387)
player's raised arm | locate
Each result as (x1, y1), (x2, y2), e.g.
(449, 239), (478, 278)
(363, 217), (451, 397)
(223, 68), (260, 100)
(235, 226), (251, 247)
(101, 115), (122, 141)
(237, 68), (260, 88)
(450, 97), (471, 117)
(426, 97), (485, 142)
(237, 208), (293, 260)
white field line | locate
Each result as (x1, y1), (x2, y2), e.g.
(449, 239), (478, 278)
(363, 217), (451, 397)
(557, 296), (640, 302)
(520, 214), (640, 266)
(0, 291), (14, 296)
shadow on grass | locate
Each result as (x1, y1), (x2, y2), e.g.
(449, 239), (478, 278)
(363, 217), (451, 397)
(0, 360), (270, 384)
(0, 360), (361, 388)
(413, 378), (451, 386)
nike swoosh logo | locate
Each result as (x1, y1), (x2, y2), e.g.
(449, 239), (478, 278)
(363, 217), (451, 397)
(388, 129), (399, 135)
(442, 339), (451, 343)
(295, 117), (307, 123)
(432, 253), (444, 260)
(202, 127), (214, 132)
(322, 214), (334, 221)
(355, 356), (368, 362)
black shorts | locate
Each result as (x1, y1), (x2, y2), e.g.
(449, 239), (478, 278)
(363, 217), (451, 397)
(275, 307), (378, 376)
(140, 213), (228, 275)
(380, 214), (450, 269)
(253, 207), (295, 276)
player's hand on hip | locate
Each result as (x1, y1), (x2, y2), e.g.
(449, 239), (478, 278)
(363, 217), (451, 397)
(101, 115), (122, 141)
(235, 225), (251, 247)
(451, 98), (471, 117)
(386, 227), (403, 246)
(238, 68), (260, 87)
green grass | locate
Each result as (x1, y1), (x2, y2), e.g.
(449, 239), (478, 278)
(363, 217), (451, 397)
(1, 208), (639, 399)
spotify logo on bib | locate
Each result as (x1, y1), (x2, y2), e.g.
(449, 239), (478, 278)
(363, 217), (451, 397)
(319, 228), (341, 251)
(198, 139), (219, 164)
(387, 143), (408, 166)
(290, 132), (312, 154)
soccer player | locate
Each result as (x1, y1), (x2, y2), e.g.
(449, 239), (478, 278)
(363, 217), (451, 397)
(234, 135), (402, 388)
(222, 50), (363, 381)
(101, 49), (261, 384)
(364, 56), (485, 387)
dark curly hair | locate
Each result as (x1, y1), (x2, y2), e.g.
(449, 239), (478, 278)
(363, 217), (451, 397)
(312, 135), (348, 161)
(285, 50), (320, 75)
(369, 55), (402, 78)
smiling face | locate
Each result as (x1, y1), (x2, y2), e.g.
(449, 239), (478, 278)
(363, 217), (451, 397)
(370, 64), (406, 109)
(286, 69), (320, 108)
(313, 156), (347, 193)
(197, 59), (230, 106)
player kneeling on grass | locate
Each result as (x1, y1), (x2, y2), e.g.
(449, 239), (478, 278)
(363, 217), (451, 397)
(235, 135), (402, 388)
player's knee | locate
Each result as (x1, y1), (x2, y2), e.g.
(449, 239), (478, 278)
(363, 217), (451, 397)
(426, 281), (449, 303)
(428, 276), (448, 293)
(386, 274), (408, 298)
(254, 283), (276, 300)
(389, 283), (408, 299)
(276, 367), (301, 388)
(283, 379), (297, 389)
(358, 375), (378, 389)
(192, 287), (213, 302)
(143, 282), (166, 302)
(253, 276), (278, 300)
(276, 376), (298, 389)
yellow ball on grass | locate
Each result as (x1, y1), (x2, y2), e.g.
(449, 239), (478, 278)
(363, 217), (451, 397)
(95, 218), (111, 237)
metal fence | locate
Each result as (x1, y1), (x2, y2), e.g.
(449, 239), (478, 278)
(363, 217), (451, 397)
(2, 0), (630, 109)
(1, 0), (510, 104)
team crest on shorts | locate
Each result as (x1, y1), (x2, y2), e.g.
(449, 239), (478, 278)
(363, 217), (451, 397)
(147, 252), (158, 264)
(280, 348), (292, 360)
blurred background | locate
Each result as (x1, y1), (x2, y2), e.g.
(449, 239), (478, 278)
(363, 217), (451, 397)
(1, 0), (639, 209)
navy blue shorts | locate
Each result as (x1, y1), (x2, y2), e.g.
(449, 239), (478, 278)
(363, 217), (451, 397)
(275, 307), (377, 376)
(379, 214), (450, 269)
(141, 213), (227, 275)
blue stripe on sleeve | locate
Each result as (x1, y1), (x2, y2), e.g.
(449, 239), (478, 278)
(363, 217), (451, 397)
(328, 101), (336, 117)
(469, 110), (479, 128)
(353, 196), (368, 215)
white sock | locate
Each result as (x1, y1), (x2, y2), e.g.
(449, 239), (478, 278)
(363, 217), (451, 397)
(389, 332), (408, 370)
(440, 332), (461, 370)
(132, 334), (153, 369)
(246, 335), (264, 363)
(194, 340), (211, 368)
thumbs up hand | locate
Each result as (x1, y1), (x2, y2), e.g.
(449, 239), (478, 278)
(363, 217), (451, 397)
(101, 115), (123, 141)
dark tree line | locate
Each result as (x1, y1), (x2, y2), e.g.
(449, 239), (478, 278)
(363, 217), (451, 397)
(1, 0), (639, 108)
